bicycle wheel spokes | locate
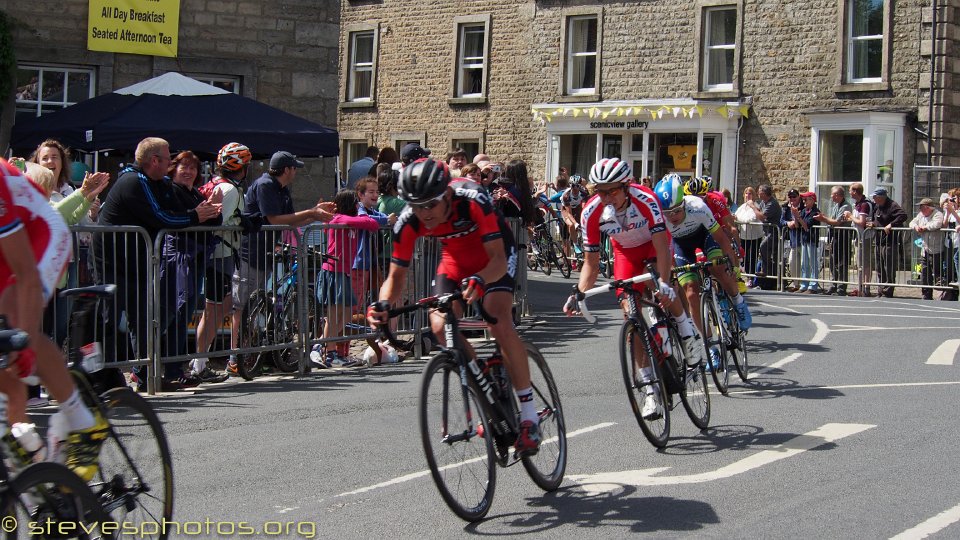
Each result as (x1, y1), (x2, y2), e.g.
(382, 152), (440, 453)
(726, 310), (750, 382)
(97, 388), (174, 539)
(419, 354), (496, 522)
(4, 462), (110, 540)
(670, 324), (711, 430)
(702, 293), (730, 396)
(521, 344), (566, 491)
(620, 322), (670, 448)
(238, 291), (270, 380)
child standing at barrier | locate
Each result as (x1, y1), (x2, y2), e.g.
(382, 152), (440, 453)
(310, 189), (379, 368)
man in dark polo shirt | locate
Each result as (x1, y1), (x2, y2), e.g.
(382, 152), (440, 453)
(228, 150), (335, 374)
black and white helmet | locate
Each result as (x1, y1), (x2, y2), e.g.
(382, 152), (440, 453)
(398, 158), (451, 204)
(589, 158), (632, 185)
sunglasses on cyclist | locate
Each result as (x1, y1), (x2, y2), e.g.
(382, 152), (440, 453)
(665, 206), (685, 216)
(596, 186), (623, 196)
(409, 193), (446, 211)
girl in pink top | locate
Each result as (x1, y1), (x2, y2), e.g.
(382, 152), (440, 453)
(314, 190), (379, 367)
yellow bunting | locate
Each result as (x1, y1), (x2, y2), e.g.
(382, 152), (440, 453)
(616, 107), (625, 117)
(738, 105), (750, 118)
(648, 107), (658, 120)
(695, 105), (704, 117)
(716, 105), (729, 118)
(625, 107), (633, 116)
(573, 108), (581, 117)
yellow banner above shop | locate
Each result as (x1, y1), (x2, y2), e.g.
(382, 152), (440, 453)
(531, 103), (751, 124)
(88, 0), (181, 57)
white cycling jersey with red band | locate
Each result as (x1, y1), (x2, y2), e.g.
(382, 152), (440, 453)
(581, 184), (666, 253)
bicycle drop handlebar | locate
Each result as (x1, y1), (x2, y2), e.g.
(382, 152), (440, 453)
(372, 289), (498, 350)
(577, 264), (664, 325)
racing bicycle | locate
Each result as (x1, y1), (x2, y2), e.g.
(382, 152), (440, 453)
(375, 290), (566, 521)
(527, 218), (571, 278)
(578, 267), (710, 448)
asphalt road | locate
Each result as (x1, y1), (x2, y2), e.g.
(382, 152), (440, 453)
(153, 272), (960, 539)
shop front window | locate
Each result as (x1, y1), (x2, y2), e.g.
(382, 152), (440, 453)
(559, 134), (596, 178)
(653, 133), (698, 181)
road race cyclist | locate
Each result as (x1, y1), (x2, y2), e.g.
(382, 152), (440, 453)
(367, 158), (542, 455)
(684, 176), (746, 292)
(0, 158), (108, 480)
(562, 158), (706, 420)
(555, 175), (587, 261)
(655, 174), (753, 370)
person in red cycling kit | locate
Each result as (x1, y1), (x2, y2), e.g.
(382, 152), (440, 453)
(0, 158), (108, 480)
(367, 158), (541, 455)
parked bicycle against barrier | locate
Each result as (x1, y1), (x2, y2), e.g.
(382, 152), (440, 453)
(578, 267), (710, 449)
(527, 218), (571, 278)
(59, 284), (174, 538)
(373, 290), (566, 522)
(0, 326), (112, 539)
(238, 244), (336, 379)
(672, 257), (750, 394)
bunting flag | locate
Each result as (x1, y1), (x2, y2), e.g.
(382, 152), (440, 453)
(531, 103), (749, 124)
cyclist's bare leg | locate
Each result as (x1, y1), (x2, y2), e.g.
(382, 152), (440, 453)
(429, 303), (477, 361)
(682, 281), (704, 336)
(710, 263), (740, 299)
(619, 297), (651, 372)
(482, 291), (530, 389)
(196, 295), (231, 356)
(0, 370), (27, 424)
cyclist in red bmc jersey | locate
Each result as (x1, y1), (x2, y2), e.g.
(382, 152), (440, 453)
(367, 158), (540, 455)
(0, 158), (108, 480)
(562, 158), (706, 420)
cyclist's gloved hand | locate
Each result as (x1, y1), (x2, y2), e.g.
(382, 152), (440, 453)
(656, 281), (677, 302)
(460, 275), (485, 304)
(563, 285), (585, 316)
(366, 301), (390, 326)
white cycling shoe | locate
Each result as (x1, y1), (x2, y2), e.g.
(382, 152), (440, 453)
(680, 331), (707, 366)
(641, 392), (662, 420)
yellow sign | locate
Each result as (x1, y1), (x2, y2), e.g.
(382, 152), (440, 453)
(87, 0), (181, 58)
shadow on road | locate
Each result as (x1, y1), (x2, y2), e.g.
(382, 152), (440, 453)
(464, 486), (717, 535)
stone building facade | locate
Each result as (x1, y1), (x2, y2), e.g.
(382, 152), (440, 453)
(6, 0), (340, 205)
(339, 0), (959, 207)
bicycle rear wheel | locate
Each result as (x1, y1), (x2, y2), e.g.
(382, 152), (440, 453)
(419, 353), (496, 522)
(547, 237), (572, 279)
(538, 234), (553, 276)
(96, 387), (174, 539)
(2, 462), (110, 540)
(669, 323), (711, 429)
(520, 343), (567, 491)
(238, 290), (271, 380)
(272, 291), (303, 373)
(619, 320), (670, 448)
(701, 291), (730, 396)
(729, 313), (750, 382)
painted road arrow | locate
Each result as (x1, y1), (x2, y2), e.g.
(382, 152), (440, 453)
(569, 423), (875, 495)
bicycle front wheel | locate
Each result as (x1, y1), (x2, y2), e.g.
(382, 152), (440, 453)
(727, 309), (750, 382)
(272, 291), (302, 373)
(419, 353), (496, 522)
(521, 343), (567, 491)
(701, 292), (730, 396)
(2, 462), (110, 539)
(238, 290), (271, 380)
(669, 323), (711, 430)
(97, 387), (174, 539)
(547, 237), (572, 279)
(619, 320), (670, 448)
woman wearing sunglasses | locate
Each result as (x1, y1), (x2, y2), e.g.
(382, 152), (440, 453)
(367, 158), (541, 455)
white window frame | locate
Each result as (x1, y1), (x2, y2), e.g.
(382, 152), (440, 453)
(808, 112), (906, 200)
(564, 14), (599, 96)
(15, 64), (95, 118)
(188, 74), (241, 94)
(347, 29), (376, 102)
(847, 0), (884, 83)
(702, 6), (737, 92)
(455, 23), (487, 98)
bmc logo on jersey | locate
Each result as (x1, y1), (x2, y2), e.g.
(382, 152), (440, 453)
(454, 187), (492, 206)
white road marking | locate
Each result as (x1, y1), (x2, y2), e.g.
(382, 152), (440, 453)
(729, 380), (960, 396)
(890, 502), (960, 539)
(811, 318), (829, 344)
(831, 325), (960, 332)
(926, 339), (960, 366)
(756, 353), (803, 373)
(569, 423), (875, 494)
(817, 313), (960, 320)
(335, 421), (617, 497)
(754, 301), (801, 314)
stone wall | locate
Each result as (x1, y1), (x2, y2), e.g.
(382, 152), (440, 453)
(7, 0), (340, 207)
(340, 0), (941, 203)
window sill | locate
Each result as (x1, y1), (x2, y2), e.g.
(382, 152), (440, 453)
(833, 82), (890, 94)
(339, 101), (376, 109)
(693, 90), (740, 100)
(448, 96), (487, 106)
(556, 93), (601, 103)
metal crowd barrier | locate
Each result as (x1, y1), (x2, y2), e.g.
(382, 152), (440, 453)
(736, 220), (959, 298)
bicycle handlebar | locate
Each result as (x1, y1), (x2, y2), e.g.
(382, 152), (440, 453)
(671, 255), (731, 277)
(577, 265), (662, 324)
(373, 289), (498, 349)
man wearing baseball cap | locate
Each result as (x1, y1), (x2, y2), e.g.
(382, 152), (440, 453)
(869, 187), (907, 297)
(400, 143), (430, 165)
(910, 197), (946, 300)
